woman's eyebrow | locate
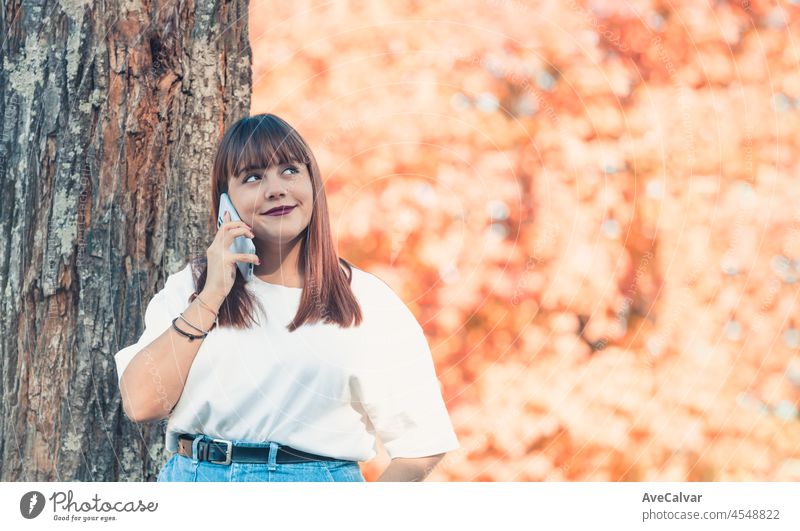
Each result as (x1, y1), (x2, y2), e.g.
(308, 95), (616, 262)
(236, 165), (263, 177)
(236, 162), (298, 176)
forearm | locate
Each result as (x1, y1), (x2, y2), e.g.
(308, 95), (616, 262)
(375, 455), (444, 482)
(119, 288), (224, 422)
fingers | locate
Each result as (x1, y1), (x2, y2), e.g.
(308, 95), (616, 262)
(216, 211), (252, 244)
(220, 219), (250, 232)
(220, 210), (251, 229)
(221, 225), (254, 248)
(232, 253), (260, 264)
(210, 212), (258, 269)
(225, 225), (254, 237)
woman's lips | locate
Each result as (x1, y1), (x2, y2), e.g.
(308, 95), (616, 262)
(263, 205), (296, 216)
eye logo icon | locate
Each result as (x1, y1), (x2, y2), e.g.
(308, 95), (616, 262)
(20, 491), (45, 519)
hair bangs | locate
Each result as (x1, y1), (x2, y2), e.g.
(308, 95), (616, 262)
(227, 117), (310, 182)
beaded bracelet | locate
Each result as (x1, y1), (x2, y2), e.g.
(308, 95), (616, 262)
(171, 317), (207, 341)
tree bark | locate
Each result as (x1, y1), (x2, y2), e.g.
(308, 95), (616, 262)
(0, 0), (251, 480)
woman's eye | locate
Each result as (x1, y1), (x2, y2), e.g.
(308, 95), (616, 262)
(244, 166), (298, 183)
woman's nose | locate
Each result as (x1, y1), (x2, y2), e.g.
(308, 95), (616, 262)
(262, 175), (287, 198)
(267, 187), (287, 199)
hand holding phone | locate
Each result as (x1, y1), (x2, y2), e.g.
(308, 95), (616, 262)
(217, 193), (257, 281)
(205, 194), (258, 297)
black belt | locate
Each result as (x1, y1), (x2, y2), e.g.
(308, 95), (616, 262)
(177, 434), (341, 465)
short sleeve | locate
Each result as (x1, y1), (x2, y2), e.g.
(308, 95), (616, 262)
(351, 279), (460, 459)
(113, 265), (194, 386)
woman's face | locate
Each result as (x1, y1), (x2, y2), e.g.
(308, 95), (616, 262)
(226, 160), (314, 246)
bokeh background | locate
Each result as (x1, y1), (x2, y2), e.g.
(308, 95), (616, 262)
(248, 0), (800, 481)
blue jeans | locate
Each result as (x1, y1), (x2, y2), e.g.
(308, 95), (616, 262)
(156, 436), (365, 482)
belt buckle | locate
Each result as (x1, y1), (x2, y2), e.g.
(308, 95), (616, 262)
(209, 438), (233, 465)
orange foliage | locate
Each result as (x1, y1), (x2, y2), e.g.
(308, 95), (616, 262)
(250, 0), (800, 481)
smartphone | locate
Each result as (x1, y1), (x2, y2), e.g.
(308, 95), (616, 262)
(217, 193), (257, 281)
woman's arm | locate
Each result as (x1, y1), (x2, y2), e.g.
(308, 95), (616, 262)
(375, 453), (446, 481)
(119, 288), (225, 422)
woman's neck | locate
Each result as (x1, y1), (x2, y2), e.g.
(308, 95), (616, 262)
(252, 236), (304, 287)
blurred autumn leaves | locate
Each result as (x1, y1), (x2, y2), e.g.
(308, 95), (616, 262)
(249, 0), (800, 480)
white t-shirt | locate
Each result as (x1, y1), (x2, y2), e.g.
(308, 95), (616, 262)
(113, 262), (460, 462)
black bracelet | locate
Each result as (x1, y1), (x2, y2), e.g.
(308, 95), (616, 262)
(171, 317), (207, 341)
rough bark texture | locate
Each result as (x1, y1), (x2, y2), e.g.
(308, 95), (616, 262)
(0, 0), (251, 480)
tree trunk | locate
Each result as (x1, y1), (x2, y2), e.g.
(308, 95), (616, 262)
(0, 0), (251, 480)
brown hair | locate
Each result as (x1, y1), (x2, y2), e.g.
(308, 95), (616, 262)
(189, 113), (363, 332)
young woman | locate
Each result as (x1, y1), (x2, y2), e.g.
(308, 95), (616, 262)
(115, 113), (459, 481)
